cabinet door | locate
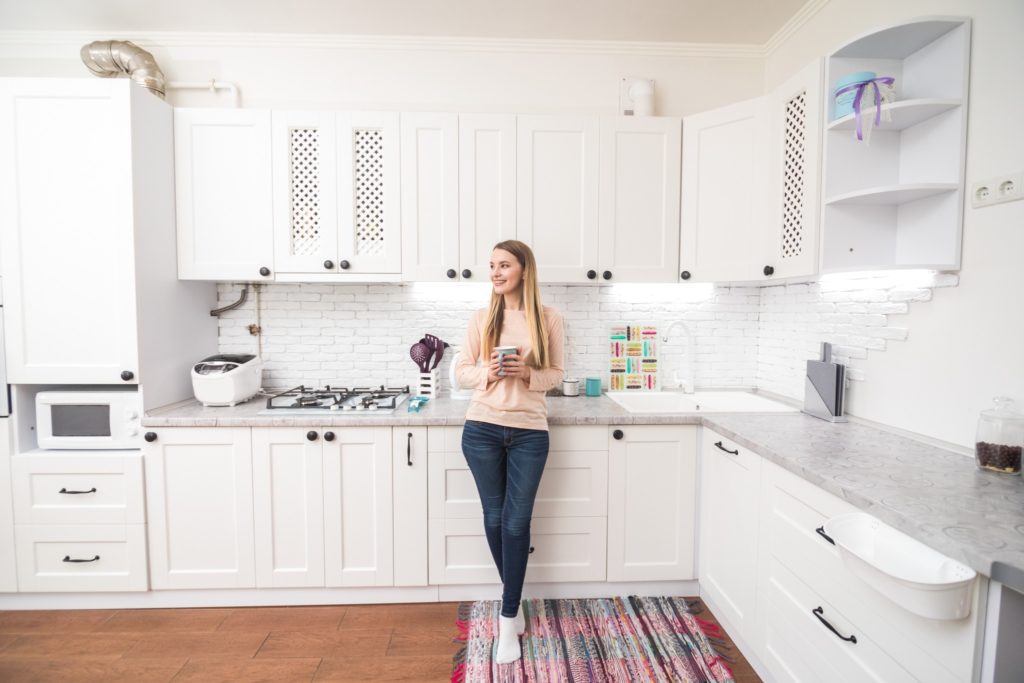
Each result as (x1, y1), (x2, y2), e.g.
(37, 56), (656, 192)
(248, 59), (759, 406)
(323, 427), (393, 586)
(272, 111), (339, 274)
(680, 97), (770, 282)
(762, 60), (823, 281)
(0, 419), (16, 591)
(393, 427), (428, 586)
(401, 113), (459, 282)
(144, 427), (255, 589)
(252, 428), (325, 587)
(337, 112), (402, 273)
(174, 108), (274, 281)
(699, 429), (762, 643)
(0, 79), (139, 383)
(608, 425), (697, 581)
(459, 114), (517, 282)
(599, 117), (681, 283)
(516, 115), (599, 283)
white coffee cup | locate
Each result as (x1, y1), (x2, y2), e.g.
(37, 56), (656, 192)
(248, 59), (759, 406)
(494, 345), (518, 376)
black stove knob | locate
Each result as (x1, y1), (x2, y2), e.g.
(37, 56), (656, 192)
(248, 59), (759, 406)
(306, 431), (318, 442)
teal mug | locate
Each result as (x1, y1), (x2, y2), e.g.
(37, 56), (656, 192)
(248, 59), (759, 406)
(585, 377), (602, 397)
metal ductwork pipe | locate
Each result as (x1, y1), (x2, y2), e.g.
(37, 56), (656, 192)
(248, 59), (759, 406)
(80, 40), (166, 99)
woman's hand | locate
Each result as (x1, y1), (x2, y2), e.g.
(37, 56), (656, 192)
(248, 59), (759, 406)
(486, 351), (504, 383)
(500, 348), (531, 383)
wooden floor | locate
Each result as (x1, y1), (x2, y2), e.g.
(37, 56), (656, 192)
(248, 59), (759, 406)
(0, 599), (762, 682)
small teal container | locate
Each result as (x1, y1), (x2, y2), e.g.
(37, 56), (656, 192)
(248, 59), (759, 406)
(585, 377), (602, 397)
(833, 71), (876, 120)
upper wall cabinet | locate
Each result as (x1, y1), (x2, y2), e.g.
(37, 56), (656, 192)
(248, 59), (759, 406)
(175, 109), (275, 281)
(274, 111), (402, 280)
(821, 19), (971, 272)
(516, 115), (600, 283)
(681, 60), (823, 283)
(598, 117), (682, 283)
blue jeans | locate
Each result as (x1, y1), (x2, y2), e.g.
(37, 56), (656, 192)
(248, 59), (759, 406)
(461, 419), (549, 618)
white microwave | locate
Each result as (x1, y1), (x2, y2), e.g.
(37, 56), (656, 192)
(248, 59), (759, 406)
(36, 390), (143, 450)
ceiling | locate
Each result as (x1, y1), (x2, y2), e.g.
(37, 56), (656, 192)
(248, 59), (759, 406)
(0, 0), (810, 44)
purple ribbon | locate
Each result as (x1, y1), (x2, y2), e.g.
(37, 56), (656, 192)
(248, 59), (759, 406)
(835, 77), (895, 140)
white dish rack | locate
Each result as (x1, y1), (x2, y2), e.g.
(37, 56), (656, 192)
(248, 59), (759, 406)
(823, 512), (977, 620)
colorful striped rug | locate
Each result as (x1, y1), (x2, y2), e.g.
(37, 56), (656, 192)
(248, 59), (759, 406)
(451, 596), (734, 683)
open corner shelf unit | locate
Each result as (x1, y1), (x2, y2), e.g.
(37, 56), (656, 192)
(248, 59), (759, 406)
(820, 17), (970, 273)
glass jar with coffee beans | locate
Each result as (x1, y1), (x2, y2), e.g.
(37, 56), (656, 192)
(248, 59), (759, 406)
(975, 397), (1023, 475)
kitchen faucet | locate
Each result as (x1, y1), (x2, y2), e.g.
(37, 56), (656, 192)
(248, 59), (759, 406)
(662, 320), (695, 394)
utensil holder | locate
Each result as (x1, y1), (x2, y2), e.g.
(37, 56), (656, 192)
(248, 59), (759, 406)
(415, 369), (439, 398)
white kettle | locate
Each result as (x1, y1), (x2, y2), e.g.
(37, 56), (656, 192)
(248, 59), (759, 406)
(448, 348), (475, 400)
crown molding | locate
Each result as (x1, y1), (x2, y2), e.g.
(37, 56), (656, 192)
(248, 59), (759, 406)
(763, 0), (831, 55)
(0, 30), (766, 59)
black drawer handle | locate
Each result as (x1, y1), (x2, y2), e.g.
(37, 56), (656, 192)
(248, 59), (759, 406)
(59, 487), (97, 495)
(407, 432), (413, 467)
(812, 606), (857, 643)
(63, 555), (100, 563)
(528, 546), (535, 554)
(815, 526), (836, 545)
(714, 441), (739, 455)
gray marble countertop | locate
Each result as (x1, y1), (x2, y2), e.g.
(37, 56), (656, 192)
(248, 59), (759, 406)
(145, 394), (1024, 586)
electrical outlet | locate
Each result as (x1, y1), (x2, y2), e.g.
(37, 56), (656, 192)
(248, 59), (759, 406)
(971, 172), (1024, 208)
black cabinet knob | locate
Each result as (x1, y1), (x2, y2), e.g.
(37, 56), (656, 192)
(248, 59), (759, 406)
(462, 269), (472, 279)
(324, 260), (334, 270)
(763, 265), (775, 276)
(586, 270), (597, 280)
(306, 431), (318, 442)
(339, 260), (350, 270)
(612, 429), (624, 440)
(144, 432), (157, 443)
(680, 271), (691, 280)
(324, 431), (335, 442)
(120, 370), (134, 381)
(602, 271), (612, 281)
(446, 269), (457, 279)
(259, 266), (271, 277)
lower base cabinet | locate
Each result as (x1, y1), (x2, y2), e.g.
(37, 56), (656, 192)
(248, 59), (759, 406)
(14, 524), (148, 592)
(607, 425), (697, 581)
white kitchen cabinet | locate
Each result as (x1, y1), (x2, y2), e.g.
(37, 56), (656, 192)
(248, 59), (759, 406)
(698, 429), (762, 644)
(144, 427), (256, 589)
(401, 113), (460, 282)
(607, 425), (697, 581)
(323, 426), (394, 587)
(271, 111), (402, 279)
(393, 427), (428, 586)
(12, 453), (144, 525)
(459, 114), (517, 282)
(681, 97), (770, 283)
(0, 79), (215, 395)
(516, 115), (600, 283)
(0, 419), (16, 592)
(14, 524), (148, 592)
(598, 117), (681, 283)
(252, 427), (325, 588)
(175, 108), (275, 281)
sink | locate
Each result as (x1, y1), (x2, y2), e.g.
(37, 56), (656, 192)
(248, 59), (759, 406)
(606, 391), (798, 413)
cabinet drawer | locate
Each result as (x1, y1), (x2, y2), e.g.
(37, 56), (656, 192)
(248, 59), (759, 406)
(701, 428), (760, 473)
(429, 437), (608, 519)
(14, 524), (148, 592)
(12, 454), (144, 524)
(763, 462), (980, 682)
(429, 516), (606, 585)
(763, 556), (913, 683)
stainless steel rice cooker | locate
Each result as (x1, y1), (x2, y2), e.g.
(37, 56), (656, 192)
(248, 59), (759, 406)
(191, 354), (262, 406)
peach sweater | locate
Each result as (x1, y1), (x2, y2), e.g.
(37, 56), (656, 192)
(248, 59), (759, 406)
(456, 306), (565, 431)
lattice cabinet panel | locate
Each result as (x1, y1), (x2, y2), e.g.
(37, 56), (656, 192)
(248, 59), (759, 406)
(289, 128), (323, 257)
(781, 91), (807, 260)
(353, 129), (386, 258)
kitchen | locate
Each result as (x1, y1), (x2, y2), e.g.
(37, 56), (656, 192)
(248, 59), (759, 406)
(0, 0), (1022, 681)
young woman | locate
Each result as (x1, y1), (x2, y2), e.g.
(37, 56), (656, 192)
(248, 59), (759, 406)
(455, 240), (565, 663)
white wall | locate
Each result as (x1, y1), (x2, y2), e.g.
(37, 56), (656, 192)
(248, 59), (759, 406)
(765, 0), (1024, 447)
(0, 34), (763, 115)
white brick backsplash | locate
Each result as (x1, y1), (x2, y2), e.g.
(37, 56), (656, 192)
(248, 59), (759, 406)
(217, 271), (956, 399)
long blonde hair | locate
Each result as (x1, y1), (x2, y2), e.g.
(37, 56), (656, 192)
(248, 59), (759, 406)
(482, 240), (550, 369)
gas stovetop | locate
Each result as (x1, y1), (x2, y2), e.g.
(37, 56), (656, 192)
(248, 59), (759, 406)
(259, 385), (410, 415)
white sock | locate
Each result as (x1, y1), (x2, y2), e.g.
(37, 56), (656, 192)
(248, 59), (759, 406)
(496, 615), (522, 663)
(515, 609), (526, 635)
